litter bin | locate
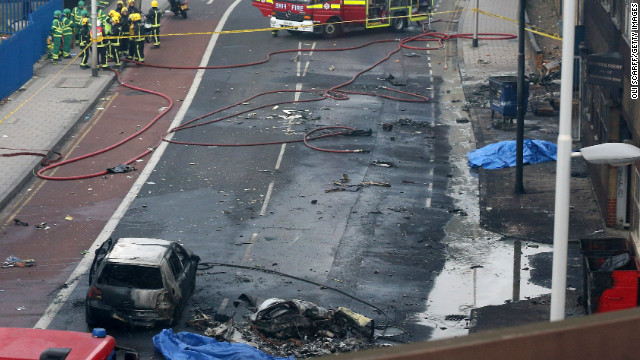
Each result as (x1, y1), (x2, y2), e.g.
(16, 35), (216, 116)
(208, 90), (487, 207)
(580, 238), (640, 314)
(488, 76), (529, 123)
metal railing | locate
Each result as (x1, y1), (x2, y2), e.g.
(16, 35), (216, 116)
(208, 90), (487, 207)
(1, 0), (49, 34)
(0, 0), (61, 100)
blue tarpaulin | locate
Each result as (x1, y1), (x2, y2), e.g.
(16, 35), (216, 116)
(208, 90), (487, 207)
(153, 329), (295, 360)
(467, 139), (557, 169)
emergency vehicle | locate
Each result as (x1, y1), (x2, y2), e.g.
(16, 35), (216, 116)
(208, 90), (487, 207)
(253, 0), (432, 38)
(0, 327), (138, 360)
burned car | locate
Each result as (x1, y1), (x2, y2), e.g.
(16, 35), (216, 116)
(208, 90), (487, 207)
(86, 238), (200, 327)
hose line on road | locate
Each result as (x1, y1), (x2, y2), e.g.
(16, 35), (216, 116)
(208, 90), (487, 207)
(36, 69), (174, 181)
(36, 30), (515, 180)
(198, 261), (390, 332)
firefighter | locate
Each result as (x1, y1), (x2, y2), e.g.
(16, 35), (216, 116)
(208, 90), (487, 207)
(50, 10), (63, 61)
(120, 7), (130, 58)
(108, 11), (122, 67)
(116, 0), (125, 14)
(61, 8), (74, 57)
(127, 0), (140, 14)
(79, 17), (91, 68)
(128, 12), (145, 62)
(72, 0), (85, 45)
(147, 0), (162, 48)
(95, 20), (108, 69)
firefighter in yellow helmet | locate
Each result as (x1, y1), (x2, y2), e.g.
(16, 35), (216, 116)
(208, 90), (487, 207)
(79, 17), (91, 68)
(128, 12), (145, 62)
(147, 0), (162, 48)
(116, 0), (124, 13)
(127, 0), (140, 14)
(108, 11), (122, 67)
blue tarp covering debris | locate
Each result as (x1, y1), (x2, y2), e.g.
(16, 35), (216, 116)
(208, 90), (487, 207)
(467, 139), (557, 169)
(153, 329), (295, 360)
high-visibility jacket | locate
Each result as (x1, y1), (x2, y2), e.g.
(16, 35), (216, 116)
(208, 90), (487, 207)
(51, 18), (63, 36)
(62, 16), (74, 35)
(110, 23), (121, 46)
(147, 7), (162, 27)
(72, 7), (84, 26)
(92, 26), (106, 47)
(131, 20), (145, 41)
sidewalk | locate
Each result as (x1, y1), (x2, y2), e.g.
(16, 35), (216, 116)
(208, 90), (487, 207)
(456, 0), (628, 326)
(0, 55), (115, 211)
(0, 0), (167, 212)
(457, 0), (610, 243)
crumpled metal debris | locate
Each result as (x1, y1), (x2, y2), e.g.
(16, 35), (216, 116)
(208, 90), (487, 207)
(249, 298), (374, 341)
(187, 311), (235, 341)
(187, 296), (381, 358)
(107, 164), (136, 173)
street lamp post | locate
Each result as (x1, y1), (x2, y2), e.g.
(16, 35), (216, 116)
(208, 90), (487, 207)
(550, 141), (640, 321)
(549, 0), (578, 322)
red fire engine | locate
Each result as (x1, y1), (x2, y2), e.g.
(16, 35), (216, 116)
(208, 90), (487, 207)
(253, 0), (432, 38)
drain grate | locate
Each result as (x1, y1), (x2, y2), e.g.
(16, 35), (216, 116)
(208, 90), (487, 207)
(57, 77), (91, 88)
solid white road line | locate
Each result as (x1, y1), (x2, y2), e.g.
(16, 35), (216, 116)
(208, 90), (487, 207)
(34, 0), (243, 330)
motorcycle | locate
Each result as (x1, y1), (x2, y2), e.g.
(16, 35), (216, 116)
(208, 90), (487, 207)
(169, 0), (188, 18)
(143, 17), (153, 43)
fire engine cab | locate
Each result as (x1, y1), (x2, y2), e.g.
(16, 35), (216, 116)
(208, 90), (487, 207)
(253, 0), (432, 38)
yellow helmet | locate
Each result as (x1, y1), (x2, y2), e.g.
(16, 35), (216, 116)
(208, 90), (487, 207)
(129, 13), (141, 21)
(111, 12), (121, 24)
(108, 10), (117, 17)
(82, 17), (89, 25)
(151, 0), (158, 7)
(128, 0), (135, 5)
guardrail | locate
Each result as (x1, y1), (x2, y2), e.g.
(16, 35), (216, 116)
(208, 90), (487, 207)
(0, 0), (61, 101)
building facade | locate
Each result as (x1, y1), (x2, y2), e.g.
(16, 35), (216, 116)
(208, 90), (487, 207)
(580, 0), (639, 241)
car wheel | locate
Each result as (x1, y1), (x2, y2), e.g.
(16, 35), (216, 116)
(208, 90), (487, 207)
(85, 306), (96, 328)
(391, 14), (406, 32)
(322, 19), (342, 39)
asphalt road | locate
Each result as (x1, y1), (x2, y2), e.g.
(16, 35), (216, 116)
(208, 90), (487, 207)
(0, 0), (466, 357)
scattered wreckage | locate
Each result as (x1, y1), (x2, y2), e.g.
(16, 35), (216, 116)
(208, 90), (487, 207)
(85, 238), (200, 327)
(186, 296), (379, 358)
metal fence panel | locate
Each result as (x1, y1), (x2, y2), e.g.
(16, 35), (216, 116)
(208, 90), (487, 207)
(0, 0), (62, 100)
(1, 0), (49, 34)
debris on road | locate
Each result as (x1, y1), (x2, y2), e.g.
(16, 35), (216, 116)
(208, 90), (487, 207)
(371, 160), (395, 167)
(326, 181), (390, 193)
(3, 256), (36, 268)
(65, 215), (73, 221)
(181, 296), (379, 358)
(106, 164), (136, 173)
(34, 222), (48, 230)
(13, 219), (28, 226)
(249, 298), (374, 341)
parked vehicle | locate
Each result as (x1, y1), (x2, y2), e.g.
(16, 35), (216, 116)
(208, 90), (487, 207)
(169, 0), (188, 18)
(86, 238), (200, 327)
(0, 327), (138, 360)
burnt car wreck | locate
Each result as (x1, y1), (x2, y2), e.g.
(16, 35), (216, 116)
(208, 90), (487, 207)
(86, 238), (200, 327)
